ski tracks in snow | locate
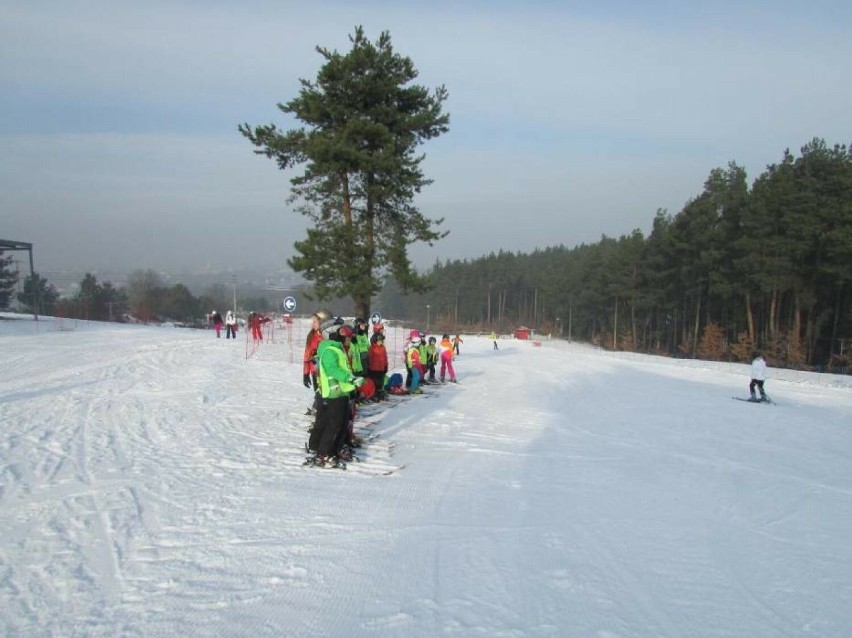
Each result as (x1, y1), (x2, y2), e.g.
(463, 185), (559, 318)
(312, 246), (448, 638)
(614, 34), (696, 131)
(3, 325), (851, 636)
(0, 330), (220, 633)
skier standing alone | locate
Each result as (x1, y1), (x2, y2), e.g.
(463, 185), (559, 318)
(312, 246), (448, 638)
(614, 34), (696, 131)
(248, 311), (270, 341)
(749, 351), (769, 402)
(452, 334), (463, 356)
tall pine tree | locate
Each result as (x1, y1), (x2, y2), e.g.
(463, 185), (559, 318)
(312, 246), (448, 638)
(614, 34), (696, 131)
(240, 27), (450, 318)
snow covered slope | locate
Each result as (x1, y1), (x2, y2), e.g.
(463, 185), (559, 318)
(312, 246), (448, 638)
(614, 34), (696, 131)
(2, 315), (851, 637)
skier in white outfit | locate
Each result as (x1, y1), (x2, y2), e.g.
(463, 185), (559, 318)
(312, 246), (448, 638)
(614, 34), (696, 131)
(749, 352), (768, 402)
(225, 310), (237, 339)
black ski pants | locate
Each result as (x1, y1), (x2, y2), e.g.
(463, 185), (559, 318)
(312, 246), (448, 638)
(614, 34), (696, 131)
(749, 379), (766, 397)
(309, 396), (350, 457)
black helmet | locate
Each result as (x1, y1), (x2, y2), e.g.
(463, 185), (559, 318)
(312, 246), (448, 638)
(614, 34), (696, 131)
(321, 315), (344, 333)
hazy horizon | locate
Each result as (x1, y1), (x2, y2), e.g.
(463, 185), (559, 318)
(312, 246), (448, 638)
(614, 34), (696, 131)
(3, 1), (850, 275)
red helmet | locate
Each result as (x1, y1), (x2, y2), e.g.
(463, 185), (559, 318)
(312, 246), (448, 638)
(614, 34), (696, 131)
(338, 325), (354, 339)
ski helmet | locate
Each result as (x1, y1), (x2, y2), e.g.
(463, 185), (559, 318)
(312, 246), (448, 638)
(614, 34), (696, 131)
(320, 315), (344, 333)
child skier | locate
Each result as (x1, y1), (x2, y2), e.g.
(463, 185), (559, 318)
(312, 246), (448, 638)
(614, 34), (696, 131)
(367, 332), (389, 400)
(406, 330), (425, 394)
(353, 317), (371, 374)
(417, 332), (429, 383)
(439, 334), (458, 383)
(425, 336), (438, 382)
(452, 334), (463, 356)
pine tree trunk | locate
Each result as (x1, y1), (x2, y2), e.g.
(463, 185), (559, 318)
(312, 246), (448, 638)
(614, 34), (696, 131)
(805, 310), (816, 365)
(341, 171), (352, 225)
(745, 291), (755, 344)
(631, 301), (637, 349)
(355, 298), (370, 321)
(613, 297), (618, 350)
(829, 284), (843, 357)
(692, 292), (701, 358)
(793, 290), (802, 344)
(769, 289), (778, 343)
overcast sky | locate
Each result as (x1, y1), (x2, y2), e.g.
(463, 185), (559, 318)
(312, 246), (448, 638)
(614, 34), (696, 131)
(2, 0), (850, 276)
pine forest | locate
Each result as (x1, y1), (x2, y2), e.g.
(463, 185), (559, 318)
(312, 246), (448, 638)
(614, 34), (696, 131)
(381, 138), (852, 372)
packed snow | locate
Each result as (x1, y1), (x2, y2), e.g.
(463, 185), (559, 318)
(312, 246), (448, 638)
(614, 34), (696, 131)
(2, 313), (851, 637)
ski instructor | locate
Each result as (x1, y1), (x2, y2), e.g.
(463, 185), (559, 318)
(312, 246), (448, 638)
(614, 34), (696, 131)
(308, 320), (365, 466)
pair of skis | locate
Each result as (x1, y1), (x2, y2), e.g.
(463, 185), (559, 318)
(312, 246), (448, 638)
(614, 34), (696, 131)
(301, 451), (403, 476)
(300, 402), (403, 475)
(732, 395), (775, 405)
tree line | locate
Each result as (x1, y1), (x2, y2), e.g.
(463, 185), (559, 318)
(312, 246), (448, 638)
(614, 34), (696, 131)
(381, 138), (851, 372)
(3, 269), (276, 325)
(3, 136), (848, 372)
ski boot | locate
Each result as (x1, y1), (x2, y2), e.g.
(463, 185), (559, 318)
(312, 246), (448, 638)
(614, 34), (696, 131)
(326, 456), (347, 469)
(303, 453), (324, 467)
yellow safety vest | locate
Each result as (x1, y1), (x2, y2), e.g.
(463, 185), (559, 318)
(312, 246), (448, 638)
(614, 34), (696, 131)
(319, 342), (356, 399)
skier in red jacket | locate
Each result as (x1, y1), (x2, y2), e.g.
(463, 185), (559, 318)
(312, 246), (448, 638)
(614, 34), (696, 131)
(248, 311), (270, 341)
(303, 309), (331, 415)
(367, 332), (389, 400)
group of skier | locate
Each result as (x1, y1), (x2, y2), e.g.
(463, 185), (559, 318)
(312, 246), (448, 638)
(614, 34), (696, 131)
(301, 310), (462, 467)
(209, 310), (238, 338)
(299, 308), (769, 466)
(209, 309), (273, 340)
(403, 330), (459, 394)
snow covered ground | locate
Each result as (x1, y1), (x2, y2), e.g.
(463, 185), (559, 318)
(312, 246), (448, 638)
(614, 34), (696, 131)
(2, 313), (851, 637)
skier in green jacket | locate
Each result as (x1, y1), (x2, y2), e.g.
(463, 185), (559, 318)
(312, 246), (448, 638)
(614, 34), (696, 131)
(307, 322), (363, 466)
